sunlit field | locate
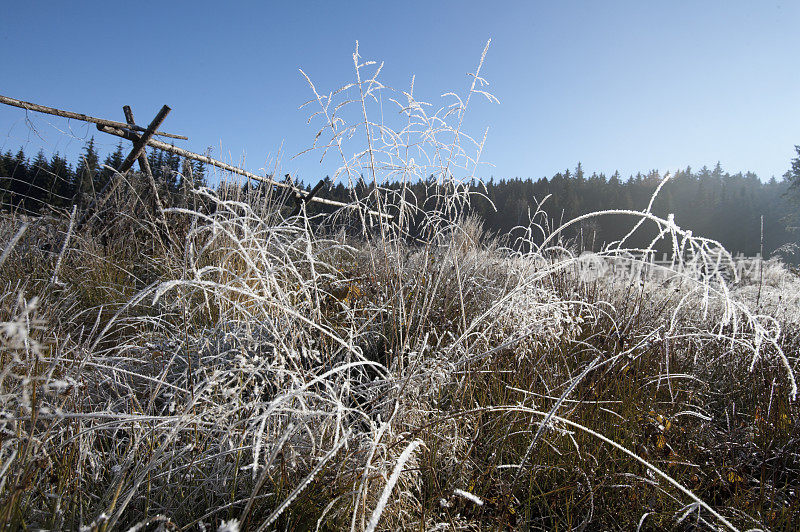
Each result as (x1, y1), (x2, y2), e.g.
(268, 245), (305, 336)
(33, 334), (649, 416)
(0, 44), (797, 531)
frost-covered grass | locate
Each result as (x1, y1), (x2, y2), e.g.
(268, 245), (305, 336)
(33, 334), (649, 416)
(0, 43), (798, 531)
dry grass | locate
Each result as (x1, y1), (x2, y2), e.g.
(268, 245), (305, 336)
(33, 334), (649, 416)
(0, 43), (797, 531)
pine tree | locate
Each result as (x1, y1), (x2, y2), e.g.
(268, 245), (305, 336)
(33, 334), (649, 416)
(147, 148), (166, 183)
(785, 146), (800, 222)
(164, 148), (181, 193)
(49, 153), (74, 208)
(98, 143), (125, 192)
(73, 138), (100, 206)
(0, 151), (10, 206)
(26, 150), (51, 210)
(575, 162), (585, 182)
(8, 148), (29, 208)
(192, 160), (206, 187)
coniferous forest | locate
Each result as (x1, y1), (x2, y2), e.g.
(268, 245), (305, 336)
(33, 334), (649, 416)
(3, 141), (797, 260)
(0, 140), (207, 212)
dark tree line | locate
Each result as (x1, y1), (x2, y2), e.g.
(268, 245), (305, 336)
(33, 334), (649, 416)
(0, 138), (206, 212)
(468, 163), (798, 259)
(2, 140), (799, 260)
(312, 161), (799, 260)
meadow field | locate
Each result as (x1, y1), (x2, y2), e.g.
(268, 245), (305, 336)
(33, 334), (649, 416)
(0, 45), (797, 531)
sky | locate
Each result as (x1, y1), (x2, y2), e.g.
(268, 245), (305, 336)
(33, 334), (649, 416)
(1, 1), (799, 184)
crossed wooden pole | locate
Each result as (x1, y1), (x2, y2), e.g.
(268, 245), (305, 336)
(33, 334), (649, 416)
(0, 93), (391, 222)
(79, 105), (170, 228)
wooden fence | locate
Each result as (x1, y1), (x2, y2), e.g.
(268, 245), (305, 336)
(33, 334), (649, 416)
(0, 93), (390, 221)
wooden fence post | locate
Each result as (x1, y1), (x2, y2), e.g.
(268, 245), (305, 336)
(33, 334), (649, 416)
(78, 105), (172, 229)
(290, 179), (327, 217)
(122, 106), (169, 227)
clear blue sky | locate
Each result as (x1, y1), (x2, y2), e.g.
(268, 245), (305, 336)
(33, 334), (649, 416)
(1, 1), (798, 183)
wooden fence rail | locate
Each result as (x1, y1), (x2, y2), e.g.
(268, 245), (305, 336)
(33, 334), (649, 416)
(96, 124), (387, 217)
(0, 94), (187, 140)
(0, 94), (391, 219)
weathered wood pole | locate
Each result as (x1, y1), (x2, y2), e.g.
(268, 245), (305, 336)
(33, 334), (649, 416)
(96, 123), (392, 219)
(0, 94), (187, 140)
(121, 106), (168, 226)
